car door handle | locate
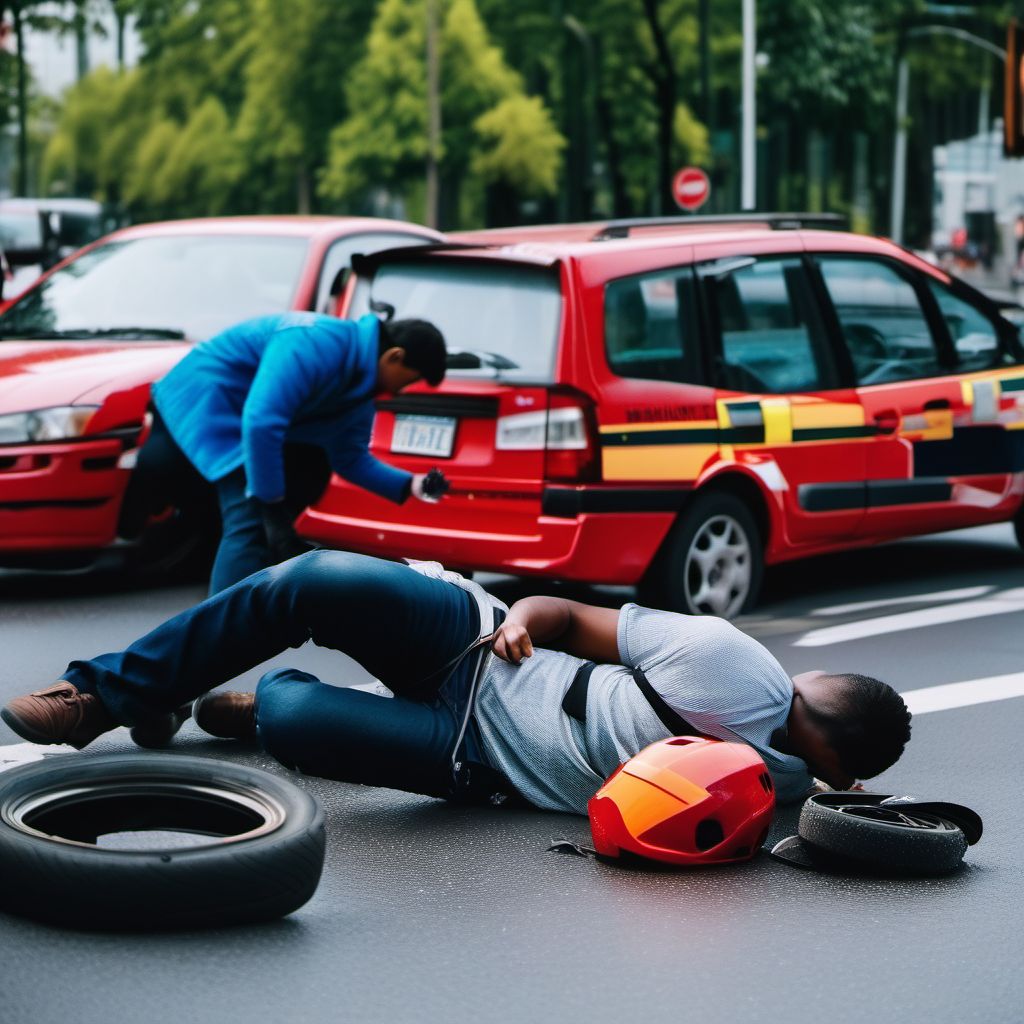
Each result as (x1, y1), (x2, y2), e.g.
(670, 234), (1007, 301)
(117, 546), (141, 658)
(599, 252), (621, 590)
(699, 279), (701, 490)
(871, 408), (901, 434)
(923, 398), (951, 411)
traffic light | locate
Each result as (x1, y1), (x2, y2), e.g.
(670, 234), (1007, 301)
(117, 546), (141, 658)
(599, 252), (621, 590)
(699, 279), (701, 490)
(1005, 20), (1024, 157)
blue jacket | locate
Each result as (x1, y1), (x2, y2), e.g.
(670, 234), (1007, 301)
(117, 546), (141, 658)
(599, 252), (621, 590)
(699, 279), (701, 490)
(152, 312), (411, 504)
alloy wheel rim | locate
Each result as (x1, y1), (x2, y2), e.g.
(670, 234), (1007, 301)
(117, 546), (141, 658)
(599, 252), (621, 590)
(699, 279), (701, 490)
(683, 514), (752, 617)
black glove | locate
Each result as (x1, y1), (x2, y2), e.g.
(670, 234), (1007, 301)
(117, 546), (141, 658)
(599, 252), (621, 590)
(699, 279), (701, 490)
(259, 501), (309, 563)
(411, 467), (450, 502)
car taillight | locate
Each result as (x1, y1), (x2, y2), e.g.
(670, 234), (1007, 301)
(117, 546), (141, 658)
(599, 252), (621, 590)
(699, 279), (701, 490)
(495, 389), (599, 482)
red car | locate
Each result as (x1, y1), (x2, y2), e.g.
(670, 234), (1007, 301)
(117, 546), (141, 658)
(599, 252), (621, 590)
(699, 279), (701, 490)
(298, 218), (1024, 616)
(0, 215), (440, 571)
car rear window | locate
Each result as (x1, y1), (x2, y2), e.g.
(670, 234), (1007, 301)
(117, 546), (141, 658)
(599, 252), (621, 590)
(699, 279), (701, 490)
(351, 260), (562, 382)
(0, 234), (310, 342)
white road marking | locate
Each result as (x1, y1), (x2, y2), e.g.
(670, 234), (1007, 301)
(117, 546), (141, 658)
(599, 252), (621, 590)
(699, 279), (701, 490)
(903, 672), (1024, 715)
(794, 587), (1024, 647)
(812, 585), (993, 617)
(0, 741), (75, 772)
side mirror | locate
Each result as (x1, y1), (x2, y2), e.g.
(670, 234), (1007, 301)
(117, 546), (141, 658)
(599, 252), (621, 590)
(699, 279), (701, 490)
(954, 333), (998, 358)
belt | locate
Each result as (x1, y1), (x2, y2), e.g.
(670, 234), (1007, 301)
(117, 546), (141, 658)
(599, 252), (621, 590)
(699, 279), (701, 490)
(561, 660), (704, 737)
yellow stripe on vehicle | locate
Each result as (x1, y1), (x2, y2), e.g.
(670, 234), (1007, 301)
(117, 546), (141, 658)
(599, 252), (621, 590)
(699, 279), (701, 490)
(790, 401), (865, 430)
(602, 444), (717, 481)
(761, 398), (793, 445)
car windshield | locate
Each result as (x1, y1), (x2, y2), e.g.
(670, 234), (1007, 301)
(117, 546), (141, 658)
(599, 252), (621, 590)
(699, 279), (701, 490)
(351, 260), (563, 382)
(0, 234), (310, 342)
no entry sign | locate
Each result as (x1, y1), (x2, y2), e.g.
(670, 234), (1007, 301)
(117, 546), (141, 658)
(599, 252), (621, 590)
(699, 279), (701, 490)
(672, 167), (711, 212)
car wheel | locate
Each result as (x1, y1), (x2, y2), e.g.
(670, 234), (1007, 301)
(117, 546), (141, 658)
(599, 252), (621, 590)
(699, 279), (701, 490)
(647, 491), (763, 618)
(0, 753), (325, 930)
(1014, 503), (1024, 551)
(798, 793), (970, 876)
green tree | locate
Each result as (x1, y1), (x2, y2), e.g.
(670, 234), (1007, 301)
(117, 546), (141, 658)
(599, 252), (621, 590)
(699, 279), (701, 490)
(472, 94), (564, 194)
(235, 0), (377, 213)
(476, 1), (728, 217)
(41, 66), (139, 197)
(158, 97), (241, 214)
(319, 0), (564, 227)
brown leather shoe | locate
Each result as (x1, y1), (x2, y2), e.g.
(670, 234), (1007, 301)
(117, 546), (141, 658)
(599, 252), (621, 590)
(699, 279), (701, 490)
(1, 682), (116, 749)
(193, 691), (256, 740)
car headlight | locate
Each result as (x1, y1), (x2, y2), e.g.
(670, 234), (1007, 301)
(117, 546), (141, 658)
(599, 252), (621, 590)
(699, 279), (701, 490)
(0, 406), (98, 444)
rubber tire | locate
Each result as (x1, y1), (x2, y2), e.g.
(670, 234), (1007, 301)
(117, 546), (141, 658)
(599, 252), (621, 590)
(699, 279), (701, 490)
(799, 794), (968, 876)
(644, 490), (764, 618)
(1014, 503), (1024, 552)
(0, 754), (325, 930)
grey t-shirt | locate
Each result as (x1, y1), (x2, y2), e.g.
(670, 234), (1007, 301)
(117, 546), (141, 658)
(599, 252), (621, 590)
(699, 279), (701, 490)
(474, 603), (813, 815)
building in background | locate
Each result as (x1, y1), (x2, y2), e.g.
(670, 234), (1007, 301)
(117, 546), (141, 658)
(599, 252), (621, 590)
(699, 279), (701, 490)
(933, 122), (1024, 293)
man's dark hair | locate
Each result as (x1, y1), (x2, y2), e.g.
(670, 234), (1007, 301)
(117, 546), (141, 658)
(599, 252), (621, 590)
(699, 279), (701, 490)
(810, 674), (912, 779)
(380, 319), (447, 386)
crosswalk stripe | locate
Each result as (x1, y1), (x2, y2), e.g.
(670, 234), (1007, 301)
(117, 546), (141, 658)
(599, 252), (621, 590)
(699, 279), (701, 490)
(793, 587), (1024, 647)
(812, 586), (993, 617)
(902, 672), (1024, 715)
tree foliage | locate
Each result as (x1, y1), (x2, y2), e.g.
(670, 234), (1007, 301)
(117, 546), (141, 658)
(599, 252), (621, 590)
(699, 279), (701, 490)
(759, 0), (910, 132)
(27, 0), (1022, 235)
(319, 0), (564, 225)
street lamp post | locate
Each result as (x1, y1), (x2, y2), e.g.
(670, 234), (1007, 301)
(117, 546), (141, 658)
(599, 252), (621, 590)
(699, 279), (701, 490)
(741, 0), (756, 210)
(890, 47), (911, 245)
(890, 23), (1006, 245)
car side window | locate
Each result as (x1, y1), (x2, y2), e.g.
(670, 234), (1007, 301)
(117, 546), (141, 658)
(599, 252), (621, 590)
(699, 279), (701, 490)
(604, 268), (699, 384)
(314, 233), (428, 313)
(817, 257), (943, 386)
(925, 280), (1006, 372)
(708, 257), (833, 393)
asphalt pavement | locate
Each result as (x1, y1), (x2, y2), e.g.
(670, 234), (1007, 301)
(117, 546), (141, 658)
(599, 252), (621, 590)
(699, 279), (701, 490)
(0, 524), (1021, 1024)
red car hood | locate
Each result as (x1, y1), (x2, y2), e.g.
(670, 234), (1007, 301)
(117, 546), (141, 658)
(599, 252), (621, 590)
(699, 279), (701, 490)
(0, 341), (190, 412)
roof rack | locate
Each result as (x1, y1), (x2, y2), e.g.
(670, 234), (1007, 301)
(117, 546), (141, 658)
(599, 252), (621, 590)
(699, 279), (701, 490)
(592, 212), (848, 241)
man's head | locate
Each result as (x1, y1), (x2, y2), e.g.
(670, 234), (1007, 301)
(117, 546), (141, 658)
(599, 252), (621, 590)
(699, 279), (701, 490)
(376, 318), (447, 394)
(786, 671), (911, 790)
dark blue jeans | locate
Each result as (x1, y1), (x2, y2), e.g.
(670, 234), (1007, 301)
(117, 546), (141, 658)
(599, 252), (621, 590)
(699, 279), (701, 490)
(120, 410), (330, 596)
(64, 551), (514, 802)
(210, 470), (272, 595)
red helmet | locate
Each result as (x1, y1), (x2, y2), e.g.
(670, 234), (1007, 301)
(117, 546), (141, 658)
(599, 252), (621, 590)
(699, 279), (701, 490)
(588, 737), (776, 867)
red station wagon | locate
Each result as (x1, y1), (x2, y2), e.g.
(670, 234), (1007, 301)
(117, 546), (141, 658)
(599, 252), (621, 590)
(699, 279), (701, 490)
(298, 218), (1024, 616)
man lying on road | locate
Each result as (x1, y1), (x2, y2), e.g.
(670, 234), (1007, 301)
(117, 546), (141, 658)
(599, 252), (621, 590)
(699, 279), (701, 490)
(1, 551), (911, 812)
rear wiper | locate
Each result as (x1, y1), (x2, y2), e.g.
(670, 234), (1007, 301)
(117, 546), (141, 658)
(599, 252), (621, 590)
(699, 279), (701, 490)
(0, 326), (186, 340)
(446, 348), (520, 371)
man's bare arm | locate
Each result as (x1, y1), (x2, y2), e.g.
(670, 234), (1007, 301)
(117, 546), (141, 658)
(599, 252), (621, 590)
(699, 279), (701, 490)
(492, 596), (621, 665)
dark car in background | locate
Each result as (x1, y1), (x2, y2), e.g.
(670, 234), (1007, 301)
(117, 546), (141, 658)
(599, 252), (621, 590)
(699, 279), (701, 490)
(0, 197), (111, 297)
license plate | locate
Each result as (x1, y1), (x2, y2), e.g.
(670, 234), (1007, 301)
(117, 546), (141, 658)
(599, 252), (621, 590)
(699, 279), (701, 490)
(391, 414), (457, 458)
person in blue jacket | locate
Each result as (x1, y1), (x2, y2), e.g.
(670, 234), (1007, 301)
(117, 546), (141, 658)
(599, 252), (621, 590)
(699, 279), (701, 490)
(121, 311), (448, 595)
